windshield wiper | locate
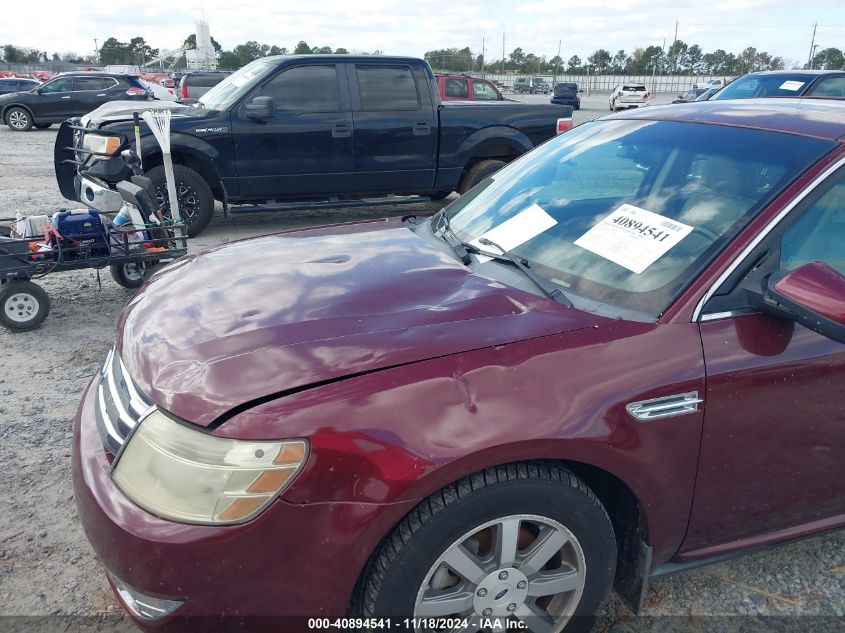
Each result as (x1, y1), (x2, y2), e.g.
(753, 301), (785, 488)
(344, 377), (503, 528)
(431, 212), (572, 307)
(478, 237), (573, 307)
(432, 210), (473, 264)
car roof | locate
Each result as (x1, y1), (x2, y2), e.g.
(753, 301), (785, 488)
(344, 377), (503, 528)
(742, 69), (845, 77)
(55, 72), (136, 78)
(610, 98), (845, 141)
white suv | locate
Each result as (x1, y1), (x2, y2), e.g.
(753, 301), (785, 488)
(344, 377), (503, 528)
(609, 83), (650, 111)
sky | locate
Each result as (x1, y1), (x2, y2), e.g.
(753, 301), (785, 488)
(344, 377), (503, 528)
(3, 0), (844, 67)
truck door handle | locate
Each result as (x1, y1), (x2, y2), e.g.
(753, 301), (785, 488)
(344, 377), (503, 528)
(331, 123), (352, 138)
(97, 93), (107, 97)
(413, 122), (430, 136)
(61, 96), (71, 99)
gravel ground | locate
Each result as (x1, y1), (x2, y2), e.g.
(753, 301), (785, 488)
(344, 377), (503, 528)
(0, 94), (842, 632)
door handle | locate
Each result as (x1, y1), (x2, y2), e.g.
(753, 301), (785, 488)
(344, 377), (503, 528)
(61, 96), (71, 99)
(413, 122), (431, 136)
(96, 93), (106, 97)
(331, 123), (352, 138)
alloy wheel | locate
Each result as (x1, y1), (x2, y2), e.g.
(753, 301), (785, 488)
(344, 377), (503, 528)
(8, 110), (28, 130)
(414, 514), (586, 633)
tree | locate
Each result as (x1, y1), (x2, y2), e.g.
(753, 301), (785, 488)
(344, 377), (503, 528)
(335, 47), (349, 54)
(98, 37), (131, 65)
(566, 55), (583, 73)
(587, 49), (612, 72)
(268, 45), (284, 56)
(684, 44), (704, 73)
(129, 37), (158, 66)
(508, 47), (526, 68)
(549, 55), (563, 73)
(610, 49), (631, 74)
(314, 46), (333, 54)
(424, 47), (474, 72)
(810, 47), (845, 70)
(293, 41), (312, 55)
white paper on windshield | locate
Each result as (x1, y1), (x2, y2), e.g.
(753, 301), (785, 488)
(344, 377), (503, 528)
(468, 203), (557, 263)
(574, 204), (693, 274)
(779, 80), (804, 91)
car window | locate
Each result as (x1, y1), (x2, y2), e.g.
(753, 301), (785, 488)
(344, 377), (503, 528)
(74, 77), (106, 91)
(444, 79), (468, 99)
(623, 85), (647, 91)
(258, 65), (340, 112)
(446, 120), (833, 319)
(190, 74), (228, 88)
(781, 174), (845, 274)
(713, 73), (811, 99)
(40, 78), (73, 93)
(473, 81), (499, 100)
(808, 76), (845, 98)
(101, 77), (119, 90)
(356, 65), (419, 110)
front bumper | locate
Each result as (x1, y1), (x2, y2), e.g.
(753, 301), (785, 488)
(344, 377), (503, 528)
(73, 376), (417, 630)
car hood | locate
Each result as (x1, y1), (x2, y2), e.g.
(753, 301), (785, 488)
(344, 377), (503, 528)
(80, 99), (200, 127)
(116, 218), (607, 427)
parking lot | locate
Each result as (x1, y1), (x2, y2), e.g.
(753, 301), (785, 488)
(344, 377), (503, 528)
(0, 92), (843, 631)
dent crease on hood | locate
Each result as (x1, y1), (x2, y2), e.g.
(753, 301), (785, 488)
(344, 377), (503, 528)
(117, 218), (607, 427)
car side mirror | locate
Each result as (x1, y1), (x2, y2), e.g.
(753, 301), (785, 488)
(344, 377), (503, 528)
(753, 262), (845, 344)
(36, 87), (43, 94)
(245, 96), (274, 121)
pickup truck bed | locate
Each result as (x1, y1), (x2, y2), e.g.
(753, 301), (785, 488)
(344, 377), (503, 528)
(56, 55), (572, 236)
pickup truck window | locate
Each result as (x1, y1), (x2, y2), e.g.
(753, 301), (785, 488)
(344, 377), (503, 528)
(260, 65), (341, 112)
(356, 65), (419, 111)
(474, 81), (499, 100)
(445, 79), (468, 98)
(199, 59), (276, 111)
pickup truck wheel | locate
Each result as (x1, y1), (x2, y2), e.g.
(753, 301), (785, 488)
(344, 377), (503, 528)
(0, 281), (50, 332)
(459, 160), (506, 195)
(6, 107), (32, 131)
(146, 164), (214, 237)
(354, 463), (616, 633)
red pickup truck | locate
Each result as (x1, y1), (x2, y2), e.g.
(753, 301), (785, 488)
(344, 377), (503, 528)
(436, 73), (506, 101)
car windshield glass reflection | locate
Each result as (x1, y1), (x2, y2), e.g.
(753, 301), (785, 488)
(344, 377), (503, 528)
(445, 120), (833, 319)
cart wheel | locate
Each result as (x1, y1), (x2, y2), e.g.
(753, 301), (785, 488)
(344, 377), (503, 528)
(0, 281), (50, 332)
(111, 262), (152, 289)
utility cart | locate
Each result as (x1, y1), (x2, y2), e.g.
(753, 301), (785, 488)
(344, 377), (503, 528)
(0, 211), (187, 332)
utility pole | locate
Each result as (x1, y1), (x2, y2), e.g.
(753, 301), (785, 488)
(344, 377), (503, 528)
(94, 38), (99, 63)
(670, 20), (678, 74)
(482, 36), (485, 77)
(502, 33), (505, 76)
(807, 22), (818, 68)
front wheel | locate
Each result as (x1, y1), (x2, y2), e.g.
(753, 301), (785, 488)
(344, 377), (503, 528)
(0, 280), (50, 331)
(6, 107), (33, 131)
(355, 463), (616, 633)
(146, 164), (214, 237)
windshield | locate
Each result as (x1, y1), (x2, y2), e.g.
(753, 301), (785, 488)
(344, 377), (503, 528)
(445, 119), (832, 320)
(713, 73), (812, 100)
(198, 59), (276, 110)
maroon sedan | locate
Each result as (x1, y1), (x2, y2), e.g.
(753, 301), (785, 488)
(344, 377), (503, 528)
(73, 99), (845, 632)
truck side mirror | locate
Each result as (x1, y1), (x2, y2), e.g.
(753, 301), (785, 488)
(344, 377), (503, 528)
(752, 262), (845, 344)
(245, 96), (274, 121)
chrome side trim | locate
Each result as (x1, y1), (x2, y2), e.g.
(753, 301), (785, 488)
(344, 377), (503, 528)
(691, 155), (845, 322)
(626, 391), (703, 421)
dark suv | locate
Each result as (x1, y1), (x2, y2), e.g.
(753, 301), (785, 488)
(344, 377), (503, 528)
(551, 82), (580, 109)
(177, 70), (231, 103)
(0, 72), (149, 131)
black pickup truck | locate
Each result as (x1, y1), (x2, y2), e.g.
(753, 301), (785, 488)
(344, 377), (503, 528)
(55, 56), (573, 236)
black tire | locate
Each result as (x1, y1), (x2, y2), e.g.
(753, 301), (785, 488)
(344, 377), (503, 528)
(33, 122), (52, 129)
(145, 164), (214, 237)
(110, 261), (154, 289)
(458, 159), (507, 195)
(430, 190), (453, 201)
(354, 462), (616, 633)
(6, 107), (33, 131)
(575, 104), (580, 111)
(0, 281), (50, 332)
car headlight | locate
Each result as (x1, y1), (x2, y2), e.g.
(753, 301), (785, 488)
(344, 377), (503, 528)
(112, 410), (308, 525)
(81, 133), (121, 157)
